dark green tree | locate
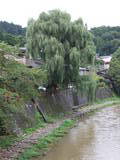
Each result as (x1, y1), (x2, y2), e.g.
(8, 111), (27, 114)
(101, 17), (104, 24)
(91, 26), (120, 56)
(0, 21), (26, 36)
(27, 10), (95, 88)
(109, 47), (120, 94)
(0, 21), (26, 46)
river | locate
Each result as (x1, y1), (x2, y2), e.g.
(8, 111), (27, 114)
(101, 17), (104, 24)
(36, 105), (120, 160)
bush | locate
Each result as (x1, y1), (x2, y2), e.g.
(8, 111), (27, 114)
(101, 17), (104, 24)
(0, 42), (19, 55)
(0, 50), (47, 135)
(0, 59), (47, 100)
(109, 48), (120, 94)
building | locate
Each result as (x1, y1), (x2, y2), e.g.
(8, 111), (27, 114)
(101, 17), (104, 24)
(79, 67), (90, 76)
(96, 55), (112, 70)
(100, 56), (112, 69)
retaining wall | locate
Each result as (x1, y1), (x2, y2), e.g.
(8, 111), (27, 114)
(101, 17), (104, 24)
(2, 87), (113, 135)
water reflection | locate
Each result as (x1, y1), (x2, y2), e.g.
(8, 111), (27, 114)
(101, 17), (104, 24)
(35, 106), (120, 160)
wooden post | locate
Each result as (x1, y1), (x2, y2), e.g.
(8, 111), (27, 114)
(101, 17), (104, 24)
(31, 98), (47, 123)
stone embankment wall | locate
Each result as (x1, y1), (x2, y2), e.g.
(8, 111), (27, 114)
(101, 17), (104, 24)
(5, 87), (113, 135)
(38, 87), (113, 114)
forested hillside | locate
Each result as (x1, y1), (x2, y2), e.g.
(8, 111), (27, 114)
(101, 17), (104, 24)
(0, 21), (26, 46)
(0, 21), (26, 35)
(91, 26), (120, 56)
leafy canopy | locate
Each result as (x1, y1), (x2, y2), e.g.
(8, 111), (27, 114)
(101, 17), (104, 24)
(91, 26), (120, 56)
(109, 47), (120, 85)
(27, 10), (95, 87)
(108, 47), (120, 95)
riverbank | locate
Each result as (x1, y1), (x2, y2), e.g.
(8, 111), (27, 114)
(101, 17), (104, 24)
(73, 97), (120, 118)
(0, 98), (120, 160)
(35, 104), (120, 160)
(18, 120), (75, 160)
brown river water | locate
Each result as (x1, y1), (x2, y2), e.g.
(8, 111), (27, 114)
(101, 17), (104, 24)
(36, 105), (120, 160)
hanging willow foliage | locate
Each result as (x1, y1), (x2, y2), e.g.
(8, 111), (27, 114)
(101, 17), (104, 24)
(76, 74), (97, 103)
(26, 9), (95, 88)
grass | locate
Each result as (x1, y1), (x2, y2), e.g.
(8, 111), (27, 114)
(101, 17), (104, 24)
(0, 112), (66, 149)
(79, 96), (120, 117)
(0, 135), (18, 148)
(0, 112), (46, 149)
(18, 119), (75, 160)
(94, 96), (120, 109)
(24, 113), (46, 135)
(94, 95), (120, 104)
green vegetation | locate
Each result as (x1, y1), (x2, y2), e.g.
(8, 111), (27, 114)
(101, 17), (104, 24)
(0, 42), (19, 55)
(0, 21), (26, 35)
(0, 112), (66, 149)
(91, 26), (120, 56)
(0, 21), (26, 46)
(84, 100), (120, 117)
(95, 96), (120, 104)
(0, 49), (47, 135)
(0, 31), (25, 46)
(77, 73), (107, 103)
(0, 135), (18, 148)
(0, 50), (46, 100)
(27, 10), (95, 89)
(18, 119), (75, 160)
(109, 48), (120, 94)
(0, 11), (116, 155)
(0, 112), (46, 148)
(23, 112), (46, 135)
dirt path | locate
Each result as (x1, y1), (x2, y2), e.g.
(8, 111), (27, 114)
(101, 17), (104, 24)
(0, 100), (119, 160)
(0, 121), (63, 160)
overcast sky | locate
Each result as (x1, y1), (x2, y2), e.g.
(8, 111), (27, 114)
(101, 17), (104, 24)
(0, 0), (120, 28)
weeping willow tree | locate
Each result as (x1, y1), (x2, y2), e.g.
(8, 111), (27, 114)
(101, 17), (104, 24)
(74, 41), (96, 102)
(26, 10), (95, 91)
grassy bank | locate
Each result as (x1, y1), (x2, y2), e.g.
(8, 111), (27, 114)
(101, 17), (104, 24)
(0, 113), (66, 149)
(79, 96), (120, 114)
(18, 119), (75, 160)
(72, 96), (120, 119)
(0, 113), (46, 149)
(94, 96), (120, 104)
(0, 113), (58, 149)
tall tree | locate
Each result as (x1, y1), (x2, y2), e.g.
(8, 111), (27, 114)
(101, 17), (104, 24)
(108, 48), (120, 95)
(27, 10), (95, 88)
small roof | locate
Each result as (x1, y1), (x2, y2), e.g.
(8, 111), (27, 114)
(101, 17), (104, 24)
(19, 47), (27, 51)
(101, 56), (112, 63)
(96, 56), (112, 63)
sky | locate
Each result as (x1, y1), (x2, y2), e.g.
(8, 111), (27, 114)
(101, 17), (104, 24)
(0, 0), (120, 28)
